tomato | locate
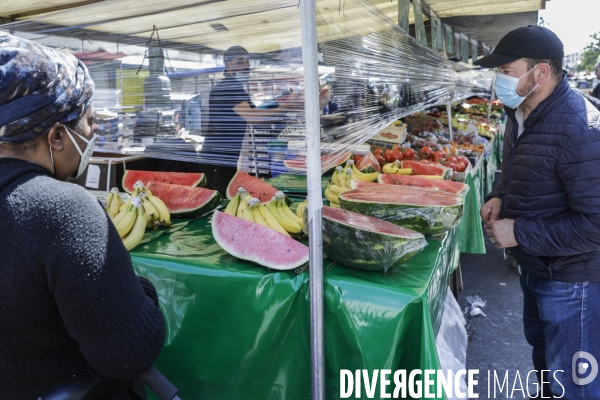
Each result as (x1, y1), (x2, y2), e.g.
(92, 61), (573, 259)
(456, 162), (467, 172)
(459, 156), (471, 167)
(420, 159), (430, 163)
(447, 156), (458, 164)
(402, 148), (415, 159)
(353, 155), (362, 165)
(375, 154), (385, 165)
(374, 148), (384, 156)
(391, 144), (400, 151)
(391, 149), (402, 161)
(419, 146), (433, 159)
(448, 162), (458, 171)
(384, 149), (395, 163)
(432, 151), (445, 161)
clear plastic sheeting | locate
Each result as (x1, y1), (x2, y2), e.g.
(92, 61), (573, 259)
(0, 0), (488, 184)
(454, 64), (494, 103)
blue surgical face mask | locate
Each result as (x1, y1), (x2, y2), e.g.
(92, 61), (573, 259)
(494, 64), (539, 109)
(234, 71), (250, 84)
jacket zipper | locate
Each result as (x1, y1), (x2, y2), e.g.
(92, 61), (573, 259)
(501, 115), (521, 216)
(548, 267), (553, 281)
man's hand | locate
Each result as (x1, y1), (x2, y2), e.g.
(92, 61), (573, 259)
(480, 198), (502, 224)
(485, 219), (518, 249)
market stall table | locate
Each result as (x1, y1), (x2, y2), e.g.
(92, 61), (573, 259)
(131, 217), (461, 399)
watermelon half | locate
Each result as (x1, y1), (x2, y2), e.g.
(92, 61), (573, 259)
(378, 174), (469, 197)
(146, 181), (222, 217)
(123, 170), (206, 193)
(284, 151), (351, 174)
(225, 171), (279, 204)
(212, 211), (309, 270)
(338, 186), (463, 235)
(322, 206), (426, 273)
(401, 160), (452, 180)
(356, 152), (381, 173)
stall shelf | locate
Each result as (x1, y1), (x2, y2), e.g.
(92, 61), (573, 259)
(131, 217), (461, 400)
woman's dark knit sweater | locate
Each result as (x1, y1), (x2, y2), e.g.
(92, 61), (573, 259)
(0, 158), (166, 399)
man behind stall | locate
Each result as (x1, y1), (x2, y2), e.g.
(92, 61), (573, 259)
(477, 26), (600, 398)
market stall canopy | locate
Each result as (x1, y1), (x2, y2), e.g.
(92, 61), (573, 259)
(0, 0), (547, 52)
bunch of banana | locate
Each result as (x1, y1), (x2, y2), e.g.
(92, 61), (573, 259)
(105, 187), (125, 218)
(325, 170), (352, 208)
(296, 199), (307, 220)
(351, 164), (379, 182)
(110, 196), (148, 251)
(265, 192), (304, 235)
(224, 187), (248, 216)
(381, 161), (413, 175)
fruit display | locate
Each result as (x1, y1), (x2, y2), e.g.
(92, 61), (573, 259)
(400, 160), (452, 180)
(355, 151), (381, 173)
(146, 181), (222, 218)
(338, 186), (463, 235)
(226, 171), (280, 204)
(283, 151), (352, 173)
(225, 188), (304, 236)
(321, 206), (427, 273)
(212, 211), (309, 270)
(377, 174), (469, 197)
(122, 170), (206, 193)
(106, 184), (172, 251)
(324, 166), (353, 208)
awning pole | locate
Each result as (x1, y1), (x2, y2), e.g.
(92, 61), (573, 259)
(300, 0), (325, 399)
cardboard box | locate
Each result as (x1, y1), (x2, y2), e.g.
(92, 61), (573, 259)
(366, 122), (407, 151)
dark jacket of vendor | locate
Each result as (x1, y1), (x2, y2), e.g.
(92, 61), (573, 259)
(488, 77), (600, 282)
(0, 159), (166, 399)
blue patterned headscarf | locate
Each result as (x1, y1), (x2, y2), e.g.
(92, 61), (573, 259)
(0, 32), (94, 143)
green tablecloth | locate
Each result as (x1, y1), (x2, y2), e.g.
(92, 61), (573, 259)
(459, 160), (485, 254)
(131, 218), (461, 399)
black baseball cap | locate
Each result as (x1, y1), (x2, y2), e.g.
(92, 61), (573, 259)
(474, 26), (564, 68)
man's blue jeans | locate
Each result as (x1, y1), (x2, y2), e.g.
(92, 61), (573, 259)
(521, 271), (600, 398)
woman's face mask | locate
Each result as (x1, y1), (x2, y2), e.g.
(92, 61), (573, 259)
(49, 125), (98, 179)
(494, 64), (540, 109)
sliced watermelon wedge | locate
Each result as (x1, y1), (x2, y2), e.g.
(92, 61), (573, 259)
(400, 160), (452, 180)
(123, 170), (206, 193)
(212, 211), (309, 270)
(146, 181), (222, 217)
(356, 152), (381, 173)
(378, 174), (469, 197)
(339, 186), (463, 235)
(284, 151), (351, 174)
(322, 206), (426, 272)
(225, 171), (279, 204)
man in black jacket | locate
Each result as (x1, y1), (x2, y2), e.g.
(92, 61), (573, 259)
(0, 33), (165, 399)
(476, 26), (600, 398)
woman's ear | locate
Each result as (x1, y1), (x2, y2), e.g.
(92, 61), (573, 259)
(47, 124), (65, 151)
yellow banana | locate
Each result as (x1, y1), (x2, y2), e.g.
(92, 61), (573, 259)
(117, 193), (125, 207)
(325, 186), (339, 204)
(396, 168), (413, 175)
(241, 201), (256, 223)
(351, 164), (379, 182)
(119, 193), (134, 212)
(146, 194), (171, 227)
(251, 202), (270, 229)
(278, 198), (303, 225)
(329, 201), (340, 208)
(382, 162), (400, 174)
(105, 192), (114, 208)
(296, 200), (307, 220)
(344, 169), (353, 189)
(418, 175), (444, 180)
(122, 205), (147, 251)
(115, 204), (137, 238)
(258, 203), (290, 237)
(332, 166), (343, 187)
(329, 184), (350, 196)
(225, 194), (240, 216)
(142, 198), (158, 220)
(267, 201), (302, 234)
(236, 196), (249, 217)
(109, 191), (121, 217)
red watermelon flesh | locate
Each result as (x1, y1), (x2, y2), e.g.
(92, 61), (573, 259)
(225, 171), (278, 203)
(350, 179), (440, 192)
(378, 174), (468, 196)
(356, 152), (381, 173)
(146, 181), (222, 217)
(401, 160), (452, 179)
(212, 211), (309, 270)
(341, 186), (460, 206)
(122, 170), (206, 193)
(284, 151), (351, 173)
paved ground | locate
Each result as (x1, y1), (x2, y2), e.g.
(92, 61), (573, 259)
(459, 243), (538, 398)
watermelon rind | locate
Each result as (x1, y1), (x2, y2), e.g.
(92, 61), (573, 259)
(146, 182), (222, 217)
(321, 206), (426, 272)
(211, 211), (309, 270)
(338, 186), (463, 235)
(356, 152), (381, 174)
(377, 174), (468, 197)
(122, 170), (206, 193)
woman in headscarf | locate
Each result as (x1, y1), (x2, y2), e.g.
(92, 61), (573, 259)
(0, 33), (165, 399)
